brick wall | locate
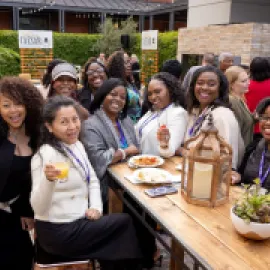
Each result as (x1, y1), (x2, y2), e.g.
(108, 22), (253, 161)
(0, 10), (12, 30)
(177, 23), (270, 65)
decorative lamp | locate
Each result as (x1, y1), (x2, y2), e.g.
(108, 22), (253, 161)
(181, 113), (232, 207)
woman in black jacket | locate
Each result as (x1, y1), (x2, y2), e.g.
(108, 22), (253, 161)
(0, 77), (43, 269)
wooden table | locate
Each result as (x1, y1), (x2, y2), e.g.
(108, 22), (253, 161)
(108, 157), (270, 270)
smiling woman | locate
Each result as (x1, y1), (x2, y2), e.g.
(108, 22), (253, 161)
(184, 66), (244, 169)
(0, 76), (43, 269)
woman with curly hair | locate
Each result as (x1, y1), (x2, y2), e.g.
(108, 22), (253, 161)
(78, 58), (108, 113)
(0, 77), (44, 269)
(107, 51), (141, 123)
(135, 72), (187, 157)
(183, 66), (244, 169)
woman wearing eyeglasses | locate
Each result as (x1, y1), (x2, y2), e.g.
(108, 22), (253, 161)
(232, 98), (270, 189)
(78, 58), (108, 113)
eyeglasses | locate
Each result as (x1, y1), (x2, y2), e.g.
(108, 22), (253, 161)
(86, 68), (104, 76)
(258, 115), (270, 122)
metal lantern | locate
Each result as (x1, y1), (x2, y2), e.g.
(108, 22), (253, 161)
(181, 114), (232, 207)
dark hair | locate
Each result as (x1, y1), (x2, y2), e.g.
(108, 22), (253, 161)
(250, 57), (270, 82)
(90, 78), (128, 118)
(106, 51), (127, 84)
(146, 72), (186, 110)
(0, 77), (44, 150)
(160, 60), (182, 79)
(42, 59), (66, 87)
(256, 97), (270, 115)
(187, 66), (230, 113)
(82, 58), (108, 90)
(39, 96), (81, 156)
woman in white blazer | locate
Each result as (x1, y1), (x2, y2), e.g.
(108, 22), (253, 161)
(31, 96), (141, 270)
(135, 72), (188, 158)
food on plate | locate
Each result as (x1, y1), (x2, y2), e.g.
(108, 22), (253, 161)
(132, 156), (159, 166)
(137, 170), (168, 183)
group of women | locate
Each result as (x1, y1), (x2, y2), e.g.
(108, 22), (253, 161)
(1, 51), (270, 270)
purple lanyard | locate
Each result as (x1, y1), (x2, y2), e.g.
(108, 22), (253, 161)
(259, 148), (270, 185)
(188, 107), (211, 137)
(62, 145), (90, 183)
(116, 120), (128, 149)
(138, 104), (172, 139)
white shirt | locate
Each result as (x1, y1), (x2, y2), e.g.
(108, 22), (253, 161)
(185, 107), (245, 169)
(31, 141), (102, 223)
(135, 104), (188, 158)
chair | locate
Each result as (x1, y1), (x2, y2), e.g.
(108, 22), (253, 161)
(34, 241), (96, 270)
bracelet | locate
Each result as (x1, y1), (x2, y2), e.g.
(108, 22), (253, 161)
(118, 148), (126, 160)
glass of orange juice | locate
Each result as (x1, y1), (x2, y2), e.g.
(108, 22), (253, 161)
(52, 162), (70, 182)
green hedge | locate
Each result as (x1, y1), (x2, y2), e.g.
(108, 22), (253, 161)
(0, 30), (178, 75)
(0, 46), (20, 78)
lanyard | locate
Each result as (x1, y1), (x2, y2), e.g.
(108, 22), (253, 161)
(116, 120), (128, 149)
(188, 106), (213, 137)
(259, 148), (270, 185)
(138, 104), (172, 139)
(62, 145), (90, 184)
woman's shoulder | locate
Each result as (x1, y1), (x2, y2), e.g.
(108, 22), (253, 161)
(35, 144), (58, 156)
(170, 104), (187, 114)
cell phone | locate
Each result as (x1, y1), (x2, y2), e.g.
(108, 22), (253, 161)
(144, 186), (178, 198)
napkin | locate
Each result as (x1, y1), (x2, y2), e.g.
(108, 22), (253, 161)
(125, 174), (181, 185)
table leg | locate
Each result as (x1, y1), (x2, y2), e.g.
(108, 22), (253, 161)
(108, 188), (123, 213)
(170, 239), (185, 270)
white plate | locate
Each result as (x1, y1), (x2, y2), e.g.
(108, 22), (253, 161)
(128, 155), (164, 168)
(132, 168), (173, 184)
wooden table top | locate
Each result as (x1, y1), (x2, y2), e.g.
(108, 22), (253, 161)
(108, 157), (270, 270)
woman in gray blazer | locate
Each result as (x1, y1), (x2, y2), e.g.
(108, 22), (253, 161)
(81, 78), (139, 207)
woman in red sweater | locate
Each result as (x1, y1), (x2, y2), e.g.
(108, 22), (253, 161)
(246, 57), (270, 139)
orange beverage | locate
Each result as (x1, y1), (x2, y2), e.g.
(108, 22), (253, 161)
(52, 162), (69, 180)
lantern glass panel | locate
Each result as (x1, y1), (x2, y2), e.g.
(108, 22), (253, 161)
(217, 159), (230, 200)
(192, 162), (213, 199)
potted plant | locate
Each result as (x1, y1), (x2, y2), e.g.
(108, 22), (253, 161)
(231, 178), (270, 240)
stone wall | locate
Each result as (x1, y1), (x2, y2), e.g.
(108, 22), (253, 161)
(177, 23), (270, 65)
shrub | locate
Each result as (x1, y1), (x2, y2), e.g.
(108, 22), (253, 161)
(0, 30), (178, 74)
(0, 46), (20, 78)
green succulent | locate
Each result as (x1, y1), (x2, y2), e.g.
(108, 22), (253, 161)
(233, 178), (270, 223)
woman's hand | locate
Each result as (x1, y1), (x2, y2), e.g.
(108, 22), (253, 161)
(125, 144), (139, 157)
(44, 164), (61, 181)
(157, 125), (170, 148)
(85, 209), (102, 220)
(231, 171), (241, 185)
(21, 217), (35, 231)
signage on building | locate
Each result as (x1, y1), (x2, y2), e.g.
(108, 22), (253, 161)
(142, 30), (158, 50)
(19, 30), (53, 49)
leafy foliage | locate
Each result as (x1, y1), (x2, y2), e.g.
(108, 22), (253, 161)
(0, 30), (178, 76)
(93, 17), (138, 55)
(233, 178), (270, 223)
(0, 46), (20, 78)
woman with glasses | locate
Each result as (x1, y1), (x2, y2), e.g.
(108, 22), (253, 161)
(78, 58), (108, 113)
(47, 62), (89, 120)
(232, 98), (270, 190)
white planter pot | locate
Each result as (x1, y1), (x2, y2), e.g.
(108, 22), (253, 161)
(230, 207), (270, 240)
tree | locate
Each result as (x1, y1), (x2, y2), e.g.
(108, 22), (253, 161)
(94, 17), (138, 55)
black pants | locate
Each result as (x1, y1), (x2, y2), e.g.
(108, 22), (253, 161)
(123, 194), (157, 268)
(0, 210), (33, 270)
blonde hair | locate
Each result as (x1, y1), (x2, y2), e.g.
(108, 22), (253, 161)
(225, 66), (246, 93)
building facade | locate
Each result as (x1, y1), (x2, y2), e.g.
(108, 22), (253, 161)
(0, 0), (188, 33)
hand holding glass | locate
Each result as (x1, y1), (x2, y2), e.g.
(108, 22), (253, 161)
(45, 162), (69, 182)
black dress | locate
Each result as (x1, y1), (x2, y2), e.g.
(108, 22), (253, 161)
(0, 152), (34, 270)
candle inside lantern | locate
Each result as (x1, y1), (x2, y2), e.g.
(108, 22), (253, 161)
(192, 162), (213, 199)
